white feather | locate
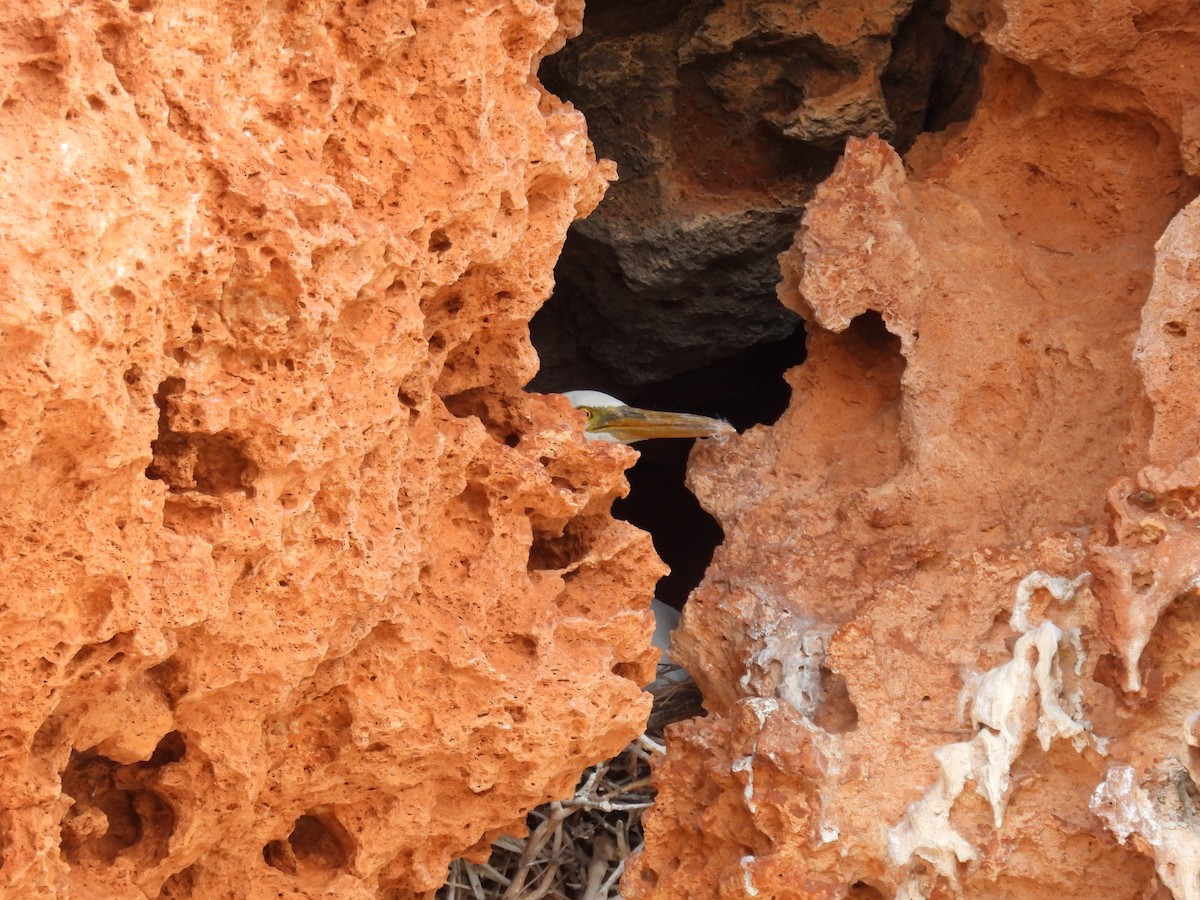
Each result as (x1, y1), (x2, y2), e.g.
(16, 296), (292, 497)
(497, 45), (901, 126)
(563, 389), (626, 409)
(651, 597), (680, 662)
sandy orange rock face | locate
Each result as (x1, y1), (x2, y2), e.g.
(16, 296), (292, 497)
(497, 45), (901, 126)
(0, 1), (664, 896)
(628, 1), (1200, 897)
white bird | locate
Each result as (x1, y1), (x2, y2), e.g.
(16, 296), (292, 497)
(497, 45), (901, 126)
(649, 597), (680, 667)
(564, 390), (734, 673)
(563, 390), (736, 444)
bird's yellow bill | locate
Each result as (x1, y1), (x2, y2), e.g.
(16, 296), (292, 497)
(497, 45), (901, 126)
(586, 405), (736, 444)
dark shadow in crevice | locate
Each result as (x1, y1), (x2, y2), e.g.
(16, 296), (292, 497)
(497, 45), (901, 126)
(882, 0), (985, 152)
(531, 0), (980, 611)
(580, 325), (806, 608)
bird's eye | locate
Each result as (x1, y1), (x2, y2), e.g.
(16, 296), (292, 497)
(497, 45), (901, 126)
(583, 408), (595, 420)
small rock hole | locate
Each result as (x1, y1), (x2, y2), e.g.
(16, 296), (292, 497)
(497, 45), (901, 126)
(157, 865), (197, 898)
(263, 839), (296, 875)
(528, 518), (596, 572)
(847, 881), (886, 899)
(428, 229), (453, 253)
(812, 667), (859, 734)
(1129, 490), (1157, 509)
(146, 731), (186, 768)
(60, 750), (174, 867)
(277, 812), (352, 872)
(308, 78), (333, 103)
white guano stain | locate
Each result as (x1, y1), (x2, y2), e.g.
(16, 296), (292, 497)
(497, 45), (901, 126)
(887, 570), (1104, 891)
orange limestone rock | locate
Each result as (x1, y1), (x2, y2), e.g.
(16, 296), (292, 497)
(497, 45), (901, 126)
(626, 2), (1200, 897)
(0, 0), (663, 897)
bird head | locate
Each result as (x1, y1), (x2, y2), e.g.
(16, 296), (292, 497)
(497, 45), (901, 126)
(564, 390), (736, 444)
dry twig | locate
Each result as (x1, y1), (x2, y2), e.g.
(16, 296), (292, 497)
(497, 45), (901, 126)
(437, 669), (703, 899)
